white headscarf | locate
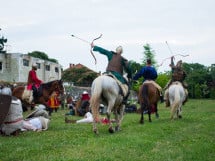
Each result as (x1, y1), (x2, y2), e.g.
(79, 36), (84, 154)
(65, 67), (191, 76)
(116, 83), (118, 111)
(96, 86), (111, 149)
(32, 63), (37, 68)
(116, 46), (123, 54)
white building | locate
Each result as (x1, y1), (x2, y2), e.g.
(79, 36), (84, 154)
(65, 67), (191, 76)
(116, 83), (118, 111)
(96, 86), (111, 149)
(0, 52), (62, 83)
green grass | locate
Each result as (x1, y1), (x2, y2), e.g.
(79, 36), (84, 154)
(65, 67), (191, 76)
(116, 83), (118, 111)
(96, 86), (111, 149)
(0, 99), (215, 161)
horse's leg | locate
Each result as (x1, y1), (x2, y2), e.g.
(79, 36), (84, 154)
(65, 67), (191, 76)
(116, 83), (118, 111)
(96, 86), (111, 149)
(92, 119), (98, 134)
(148, 106), (152, 122)
(178, 104), (182, 119)
(91, 100), (100, 134)
(106, 101), (115, 133)
(154, 103), (159, 118)
(91, 101), (100, 134)
(140, 103), (144, 124)
(107, 112), (114, 133)
(115, 104), (125, 132)
(171, 103), (178, 120)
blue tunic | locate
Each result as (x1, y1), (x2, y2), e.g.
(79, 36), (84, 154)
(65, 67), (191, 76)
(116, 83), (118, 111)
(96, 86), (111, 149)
(133, 66), (158, 82)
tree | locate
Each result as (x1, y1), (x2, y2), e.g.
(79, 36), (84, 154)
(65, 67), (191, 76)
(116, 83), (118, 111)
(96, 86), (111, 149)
(141, 44), (157, 68)
(208, 64), (215, 87)
(183, 62), (213, 98)
(0, 28), (7, 53)
(62, 66), (98, 87)
(48, 58), (58, 64)
(156, 72), (170, 88)
(28, 51), (58, 63)
(128, 60), (142, 75)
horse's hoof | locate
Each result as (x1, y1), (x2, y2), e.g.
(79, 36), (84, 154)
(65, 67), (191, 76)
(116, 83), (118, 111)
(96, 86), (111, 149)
(94, 131), (99, 135)
(109, 127), (115, 133)
(93, 128), (98, 135)
(179, 115), (182, 119)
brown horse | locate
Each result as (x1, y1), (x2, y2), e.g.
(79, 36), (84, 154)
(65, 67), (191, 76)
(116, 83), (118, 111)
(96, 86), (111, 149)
(12, 80), (64, 110)
(138, 82), (160, 124)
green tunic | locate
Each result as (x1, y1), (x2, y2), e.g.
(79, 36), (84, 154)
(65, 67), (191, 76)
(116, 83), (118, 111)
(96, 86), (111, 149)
(93, 46), (132, 84)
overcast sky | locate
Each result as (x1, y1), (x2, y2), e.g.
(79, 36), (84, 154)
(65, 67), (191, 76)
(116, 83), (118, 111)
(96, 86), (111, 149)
(1, 0), (215, 73)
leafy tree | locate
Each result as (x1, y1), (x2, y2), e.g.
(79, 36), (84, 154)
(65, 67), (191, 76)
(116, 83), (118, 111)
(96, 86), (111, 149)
(209, 64), (215, 87)
(28, 51), (58, 63)
(48, 58), (58, 63)
(200, 82), (210, 98)
(129, 60), (142, 74)
(156, 72), (170, 88)
(28, 51), (48, 60)
(183, 62), (214, 98)
(194, 84), (201, 98)
(62, 66), (98, 87)
(210, 88), (215, 99)
(0, 29), (8, 53)
(141, 44), (158, 68)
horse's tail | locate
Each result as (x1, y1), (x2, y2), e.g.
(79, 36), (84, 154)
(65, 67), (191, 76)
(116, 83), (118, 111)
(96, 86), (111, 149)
(142, 84), (149, 110)
(171, 86), (181, 118)
(90, 77), (102, 122)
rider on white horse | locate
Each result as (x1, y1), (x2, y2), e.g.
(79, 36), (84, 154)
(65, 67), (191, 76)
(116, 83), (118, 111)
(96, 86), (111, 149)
(133, 59), (164, 103)
(164, 56), (188, 107)
(91, 43), (132, 104)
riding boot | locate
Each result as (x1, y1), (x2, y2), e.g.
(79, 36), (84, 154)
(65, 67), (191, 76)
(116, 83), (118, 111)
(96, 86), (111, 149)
(32, 85), (38, 98)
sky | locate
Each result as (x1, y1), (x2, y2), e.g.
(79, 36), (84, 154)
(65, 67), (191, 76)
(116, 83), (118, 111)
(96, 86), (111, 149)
(1, 0), (215, 73)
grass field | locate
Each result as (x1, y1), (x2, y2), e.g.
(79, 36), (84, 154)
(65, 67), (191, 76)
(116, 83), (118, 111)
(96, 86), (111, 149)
(0, 99), (214, 161)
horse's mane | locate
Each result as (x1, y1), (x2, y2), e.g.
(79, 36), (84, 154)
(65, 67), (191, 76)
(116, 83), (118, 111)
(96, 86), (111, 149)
(41, 80), (59, 89)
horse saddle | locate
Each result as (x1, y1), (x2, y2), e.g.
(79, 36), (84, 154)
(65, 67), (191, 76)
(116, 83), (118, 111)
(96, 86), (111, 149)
(21, 86), (36, 104)
(105, 73), (128, 97)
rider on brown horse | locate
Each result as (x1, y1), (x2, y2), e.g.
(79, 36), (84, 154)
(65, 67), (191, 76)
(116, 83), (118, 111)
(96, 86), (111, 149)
(27, 63), (43, 99)
(164, 56), (188, 106)
(91, 43), (132, 104)
(133, 59), (164, 103)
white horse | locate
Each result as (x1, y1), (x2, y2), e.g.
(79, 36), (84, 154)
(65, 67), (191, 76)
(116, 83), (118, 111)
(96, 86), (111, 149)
(168, 81), (186, 119)
(90, 75), (126, 134)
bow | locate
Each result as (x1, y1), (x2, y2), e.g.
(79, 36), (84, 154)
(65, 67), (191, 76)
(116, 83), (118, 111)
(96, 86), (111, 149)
(90, 34), (102, 64)
(71, 34), (102, 64)
(159, 54), (189, 67)
(159, 41), (189, 66)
